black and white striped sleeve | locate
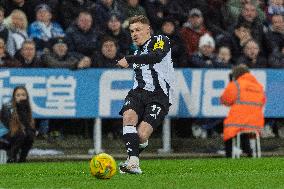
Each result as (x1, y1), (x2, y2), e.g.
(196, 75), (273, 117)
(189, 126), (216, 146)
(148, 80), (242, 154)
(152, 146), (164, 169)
(125, 35), (170, 64)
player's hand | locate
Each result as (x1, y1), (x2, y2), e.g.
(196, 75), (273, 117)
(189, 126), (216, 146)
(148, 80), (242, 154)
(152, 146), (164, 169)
(78, 56), (91, 69)
(116, 57), (129, 68)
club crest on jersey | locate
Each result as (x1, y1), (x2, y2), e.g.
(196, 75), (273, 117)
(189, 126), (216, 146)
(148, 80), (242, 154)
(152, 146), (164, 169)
(153, 40), (164, 50)
(153, 36), (164, 50)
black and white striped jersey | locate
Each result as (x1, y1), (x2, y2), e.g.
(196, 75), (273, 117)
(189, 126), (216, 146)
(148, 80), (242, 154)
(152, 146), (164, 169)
(125, 34), (175, 104)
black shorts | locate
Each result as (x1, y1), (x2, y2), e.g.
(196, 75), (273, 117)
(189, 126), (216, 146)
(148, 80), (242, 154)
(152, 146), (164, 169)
(119, 88), (170, 129)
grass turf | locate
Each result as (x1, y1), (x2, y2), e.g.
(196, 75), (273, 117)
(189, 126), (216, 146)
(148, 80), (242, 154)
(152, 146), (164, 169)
(0, 157), (283, 189)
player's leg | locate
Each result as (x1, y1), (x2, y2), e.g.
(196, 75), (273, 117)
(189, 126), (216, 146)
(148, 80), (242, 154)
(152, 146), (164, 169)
(137, 88), (170, 155)
(119, 90), (144, 174)
(120, 109), (142, 174)
(122, 102), (167, 173)
(137, 121), (153, 154)
(137, 102), (168, 155)
(122, 109), (140, 159)
(120, 121), (153, 174)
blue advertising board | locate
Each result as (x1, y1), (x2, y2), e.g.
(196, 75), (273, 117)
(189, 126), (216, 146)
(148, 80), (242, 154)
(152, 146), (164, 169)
(0, 68), (282, 118)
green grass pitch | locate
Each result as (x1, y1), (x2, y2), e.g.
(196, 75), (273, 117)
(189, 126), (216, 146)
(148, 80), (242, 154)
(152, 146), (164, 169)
(0, 157), (283, 189)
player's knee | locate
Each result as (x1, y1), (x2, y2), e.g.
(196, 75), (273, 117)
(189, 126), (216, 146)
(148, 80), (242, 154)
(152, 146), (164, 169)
(138, 132), (149, 142)
(123, 110), (138, 125)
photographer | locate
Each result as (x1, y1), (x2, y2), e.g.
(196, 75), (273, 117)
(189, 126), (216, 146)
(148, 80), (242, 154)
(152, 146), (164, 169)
(0, 86), (35, 163)
(220, 64), (266, 157)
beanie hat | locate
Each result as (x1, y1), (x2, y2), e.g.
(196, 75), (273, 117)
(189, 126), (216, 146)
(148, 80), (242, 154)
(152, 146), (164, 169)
(199, 33), (215, 48)
(188, 8), (203, 17)
(50, 37), (67, 47)
(35, 4), (51, 13)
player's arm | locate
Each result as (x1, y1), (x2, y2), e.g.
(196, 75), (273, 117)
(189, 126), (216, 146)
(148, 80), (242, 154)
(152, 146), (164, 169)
(220, 82), (238, 106)
(125, 35), (170, 64)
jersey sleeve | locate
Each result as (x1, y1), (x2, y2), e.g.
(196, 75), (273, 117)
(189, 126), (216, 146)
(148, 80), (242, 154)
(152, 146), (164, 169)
(220, 81), (238, 106)
(125, 35), (170, 64)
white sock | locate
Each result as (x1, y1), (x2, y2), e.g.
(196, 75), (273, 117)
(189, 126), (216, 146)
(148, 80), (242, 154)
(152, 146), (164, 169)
(139, 140), (148, 149)
(129, 156), (139, 166)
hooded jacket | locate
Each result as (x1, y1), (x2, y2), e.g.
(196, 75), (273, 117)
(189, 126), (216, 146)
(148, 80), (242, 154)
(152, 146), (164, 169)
(220, 73), (266, 141)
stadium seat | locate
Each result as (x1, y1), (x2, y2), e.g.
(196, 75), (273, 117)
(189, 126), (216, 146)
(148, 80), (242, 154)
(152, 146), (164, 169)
(232, 130), (261, 158)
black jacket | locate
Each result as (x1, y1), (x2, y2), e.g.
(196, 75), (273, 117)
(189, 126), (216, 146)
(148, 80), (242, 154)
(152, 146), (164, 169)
(14, 51), (43, 68)
(236, 55), (267, 68)
(91, 52), (123, 68)
(41, 51), (83, 69)
(66, 24), (103, 57)
(60, 0), (96, 29)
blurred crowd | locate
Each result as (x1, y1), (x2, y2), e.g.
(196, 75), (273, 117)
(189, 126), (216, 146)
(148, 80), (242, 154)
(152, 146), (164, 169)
(0, 0), (283, 69)
(0, 0), (283, 140)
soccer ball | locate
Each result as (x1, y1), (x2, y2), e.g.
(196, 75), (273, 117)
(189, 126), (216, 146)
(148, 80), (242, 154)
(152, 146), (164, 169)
(90, 153), (117, 179)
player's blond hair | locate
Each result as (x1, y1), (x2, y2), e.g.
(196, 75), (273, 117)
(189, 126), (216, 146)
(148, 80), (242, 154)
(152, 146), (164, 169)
(129, 15), (150, 26)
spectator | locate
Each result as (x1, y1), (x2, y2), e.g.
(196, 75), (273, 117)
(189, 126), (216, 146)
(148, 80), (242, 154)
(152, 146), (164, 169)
(93, 0), (126, 31)
(42, 37), (91, 69)
(144, 0), (168, 31)
(91, 36), (123, 68)
(125, 0), (147, 20)
(144, 0), (186, 31)
(91, 35), (124, 141)
(217, 22), (252, 62)
(180, 8), (211, 59)
(265, 14), (284, 54)
(105, 14), (132, 55)
(267, 0), (284, 18)
(66, 11), (102, 57)
(42, 36), (91, 140)
(0, 6), (16, 57)
(228, 0), (266, 22)
(190, 33), (217, 68)
(166, 0), (202, 24)
(160, 17), (187, 67)
(237, 39), (267, 68)
(0, 0), (33, 22)
(28, 4), (65, 53)
(60, 0), (96, 29)
(215, 46), (234, 68)
(235, 3), (267, 55)
(268, 41), (284, 67)
(4, 9), (28, 52)
(0, 37), (21, 67)
(0, 86), (36, 162)
(29, 0), (61, 23)
(203, 0), (235, 38)
(220, 64), (266, 158)
(14, 40), (43, 67)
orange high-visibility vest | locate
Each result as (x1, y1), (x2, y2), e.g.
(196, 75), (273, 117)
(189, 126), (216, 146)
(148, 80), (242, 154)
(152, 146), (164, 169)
(220, 73), (266, 141)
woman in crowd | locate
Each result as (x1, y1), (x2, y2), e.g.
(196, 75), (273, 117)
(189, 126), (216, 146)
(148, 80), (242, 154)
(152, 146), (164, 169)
(0, 86), (35, 163)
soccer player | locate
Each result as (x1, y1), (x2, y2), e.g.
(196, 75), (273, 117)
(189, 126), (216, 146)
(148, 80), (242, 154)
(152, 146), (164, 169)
(116, 15), (175, 174)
